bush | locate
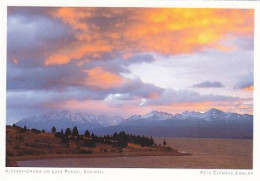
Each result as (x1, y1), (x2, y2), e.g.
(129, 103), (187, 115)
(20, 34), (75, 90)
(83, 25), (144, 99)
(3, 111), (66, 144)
(18, 151), (25, 156)
(55, 132), (64, 138)
(86, 150), (93, 154)
(166, 146), (173, 152)
(65, 128), (72, 136)
(117, 139), (128, 148)
(60, 136), (69, 144)
(14, 145), (20, 150)
(20, 127), (26, 133)
(118, 148), (123, 153)
(84, 139), (96, 148)
(7, 152), (14, 156)
(31, 128), (41, 134)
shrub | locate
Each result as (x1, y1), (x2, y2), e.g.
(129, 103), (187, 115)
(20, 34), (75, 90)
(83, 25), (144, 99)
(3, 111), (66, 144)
(80, 150), (86, 154)
(118, 148), (123, 153)
(31, 128), (41, 134)
(55, 132), (64, 138)
(166, 146), (173, 152)
(7, 152), (14, 156)
(65, 128), (72, 136)
(86, 150), (93, 154)
(79, 149), (93, 154)
(18, 151), (25, 156)
(84, 139), (96, 148)
(14, 145), (20, 150)
(60, 136), (69, 144)
(20, 127), (26, 133)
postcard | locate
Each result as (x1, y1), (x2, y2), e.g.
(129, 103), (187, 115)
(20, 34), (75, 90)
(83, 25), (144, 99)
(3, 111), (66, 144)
(0, 0), (259, 181)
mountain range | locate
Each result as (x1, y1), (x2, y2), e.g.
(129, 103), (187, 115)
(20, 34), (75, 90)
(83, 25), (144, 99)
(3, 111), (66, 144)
(15, 108), (253, 139)
(15, 110), (123, 133)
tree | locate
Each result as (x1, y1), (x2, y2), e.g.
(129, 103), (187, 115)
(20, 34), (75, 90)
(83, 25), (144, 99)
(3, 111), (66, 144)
(42, 129), (45, 133)
(85, 130), (90, 137)
(51, 126), (56, 134)
(163, 140), (167, 146)
(91, 133), (95, 138)
(113, 132), (118, 139)
(61, 129), (64, 135)
(72, 126), (79, 137)
(65, 128), (71, 136)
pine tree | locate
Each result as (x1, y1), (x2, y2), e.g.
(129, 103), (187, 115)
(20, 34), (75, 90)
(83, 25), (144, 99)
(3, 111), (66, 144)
(65, 128), (71, 136)
(51, 126), (56, 133)
(85, 130), (90, 137)
(163, 140), (167, 146)
(91, 133), (95, 138)
(72, 126), (79, 137)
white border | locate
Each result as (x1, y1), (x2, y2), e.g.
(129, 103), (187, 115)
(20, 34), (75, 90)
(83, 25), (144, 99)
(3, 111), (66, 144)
(1, 1), (259, 181)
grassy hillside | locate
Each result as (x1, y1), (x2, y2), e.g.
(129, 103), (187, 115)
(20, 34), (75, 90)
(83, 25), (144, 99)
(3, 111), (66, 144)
(6, 125), (188, 167)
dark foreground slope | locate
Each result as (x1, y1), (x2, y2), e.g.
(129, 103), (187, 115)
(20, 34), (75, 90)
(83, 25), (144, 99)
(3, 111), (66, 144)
(6, 125), (189, 167)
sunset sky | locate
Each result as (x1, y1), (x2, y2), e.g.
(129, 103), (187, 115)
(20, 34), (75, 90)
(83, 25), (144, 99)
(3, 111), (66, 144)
(7, 7), (254, 124)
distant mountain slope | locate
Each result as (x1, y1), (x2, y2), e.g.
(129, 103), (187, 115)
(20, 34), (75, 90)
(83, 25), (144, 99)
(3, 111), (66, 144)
(15, 110), (123, 133)
(120, 111), (174, 126)
(15, 108), (253, 139)
(119, 108), (253, 126)
(95, 108), (253, 139)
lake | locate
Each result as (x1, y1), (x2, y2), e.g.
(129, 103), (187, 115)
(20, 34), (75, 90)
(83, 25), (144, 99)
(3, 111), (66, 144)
(17, 137), (252, 169)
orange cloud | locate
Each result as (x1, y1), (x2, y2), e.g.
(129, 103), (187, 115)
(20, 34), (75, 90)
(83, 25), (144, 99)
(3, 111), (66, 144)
(51, 99), (146, 118)
(44, 8), (253, 65)
(44, 41), (112, 65)
(125, 8), (253, 54)
(46, 97), (252, 119)
(84, 67), (123, 89)
(243, 85), (254, 91)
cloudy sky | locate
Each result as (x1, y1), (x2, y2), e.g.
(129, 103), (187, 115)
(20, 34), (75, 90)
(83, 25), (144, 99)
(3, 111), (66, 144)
(7, 7), (254, 124)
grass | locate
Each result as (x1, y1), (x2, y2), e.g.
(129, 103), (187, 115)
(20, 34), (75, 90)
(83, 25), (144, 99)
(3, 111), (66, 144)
(6, 125), (190, 167)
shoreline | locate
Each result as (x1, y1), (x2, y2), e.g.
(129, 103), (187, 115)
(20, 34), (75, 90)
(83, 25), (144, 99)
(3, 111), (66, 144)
(9, 151), (192, 167)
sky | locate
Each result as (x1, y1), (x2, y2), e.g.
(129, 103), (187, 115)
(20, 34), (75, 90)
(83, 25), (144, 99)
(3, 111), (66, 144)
(7, 7), (254, 124)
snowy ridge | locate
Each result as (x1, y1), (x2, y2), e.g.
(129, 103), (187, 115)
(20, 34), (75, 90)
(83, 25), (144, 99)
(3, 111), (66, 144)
(125, 111), (173, 122)
(121, 108), (253, 125)
(15, 108), (253, 134)
(16, 110), (124, 132)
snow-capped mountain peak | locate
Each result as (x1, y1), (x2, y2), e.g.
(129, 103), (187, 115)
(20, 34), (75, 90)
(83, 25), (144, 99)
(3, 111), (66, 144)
(16, 110), (124, 132)
(126, 111), (173, 122)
